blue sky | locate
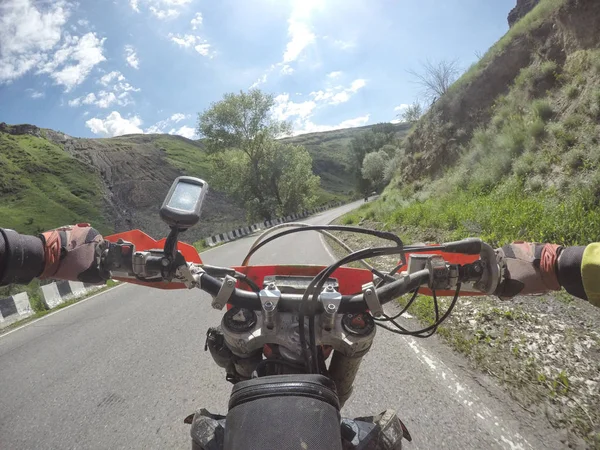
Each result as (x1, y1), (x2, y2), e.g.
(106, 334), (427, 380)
(0, 0), (516, 139)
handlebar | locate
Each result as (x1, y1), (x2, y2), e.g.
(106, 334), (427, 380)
(101, 236), (499, 315)
(198, 269), (433, 314)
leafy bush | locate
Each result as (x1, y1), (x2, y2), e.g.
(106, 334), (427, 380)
(531, 99), (554, 121)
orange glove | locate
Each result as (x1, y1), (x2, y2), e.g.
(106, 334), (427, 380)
(494, 242), (561, 299)
(40, 224), (108, 284)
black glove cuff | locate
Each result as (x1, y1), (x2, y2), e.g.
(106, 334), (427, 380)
(557, 246), (587, 300)
(0, 229), (45, 285)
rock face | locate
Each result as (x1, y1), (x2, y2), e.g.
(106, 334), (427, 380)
(508, 0), (541, 27)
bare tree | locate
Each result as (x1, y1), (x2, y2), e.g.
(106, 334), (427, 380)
(407, 59), (460, 102)
(400, 101), (423, 124)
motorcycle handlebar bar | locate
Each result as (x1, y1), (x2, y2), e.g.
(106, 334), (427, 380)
(199, 270), (432, 314)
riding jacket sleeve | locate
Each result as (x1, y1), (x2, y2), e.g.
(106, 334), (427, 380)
(0, 228), (45, 286)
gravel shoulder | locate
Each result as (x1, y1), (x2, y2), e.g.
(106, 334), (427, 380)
(327, 219), (600, 449)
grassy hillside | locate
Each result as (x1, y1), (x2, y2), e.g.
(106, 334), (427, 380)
(0, 132), (111, 235)
(282, 123), (411, 201)
(0, 121), (408, 238)
(349, 0), (600, 248)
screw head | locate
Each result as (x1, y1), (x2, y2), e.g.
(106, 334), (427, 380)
(263, 301), (275, 311)
(227, 279), (235, 287)
(326, 303), (336, 312)
(161, 258), (170, 267)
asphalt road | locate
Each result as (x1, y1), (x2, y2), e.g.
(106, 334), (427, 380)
(0, 202), (560, 450)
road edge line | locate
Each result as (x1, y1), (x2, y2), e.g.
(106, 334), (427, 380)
(0, 283), (126, 339)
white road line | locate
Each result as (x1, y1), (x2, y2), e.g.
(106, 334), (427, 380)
(403, 336), (534, 450)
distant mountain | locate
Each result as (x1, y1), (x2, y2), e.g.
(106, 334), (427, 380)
(0, 121), (410, 240)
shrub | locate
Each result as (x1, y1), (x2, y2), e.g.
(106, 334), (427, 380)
(528, 117), (547, 142)
(565, 83), (580, 99)
(514, 152), (536, 177)
(531, 99), (553, 121)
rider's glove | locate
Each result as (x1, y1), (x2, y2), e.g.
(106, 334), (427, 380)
(494, 242), (562, 299)
(40, 224), (109, 284)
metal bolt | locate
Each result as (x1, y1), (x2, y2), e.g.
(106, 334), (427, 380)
(263, 301), (275, 312)
(227, 279), (235, 287)
(326, 303), (336, 313)
(161, 258), (170, 267)
(325, 285), (335, 292)
(267, 283), (276, 290)
(365, 288), (373, 297)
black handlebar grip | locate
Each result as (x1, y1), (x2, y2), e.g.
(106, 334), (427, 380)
(443, 238), (482, 255)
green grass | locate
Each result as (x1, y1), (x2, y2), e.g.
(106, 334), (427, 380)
(0, 133), (110, 235)
(357, 47), (600, 248)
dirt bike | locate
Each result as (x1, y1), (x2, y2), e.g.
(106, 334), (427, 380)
(101, 176), (501, 450)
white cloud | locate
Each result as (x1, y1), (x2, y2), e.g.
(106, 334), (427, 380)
(333, 39), (356, 50)
(146, 113), (192, 135)
(70, 72), (140, 108)
(86, 111), (143, 137)
(283, 20), (315, 64)
(394, 104), (409, 112)
(190, 12), (203, 30)
(124, 45), (139, 69)
(169, 34), (213, 57)
(26, 89), (45, 99)
(170, 113), (186, 122)
(280, 64), (294, 75)
(327, 71), (342, 79)
(250, 73), (268, 89)
(272, 94), (316, 121)
(164, 0), (192, 5)
(169, 33), (196, 48)
(294, 114), (370, 136)
(169, 125), (196, 139)
(194, 43), (211, 56)
(0, 0), (69, 83)
(38, 32), (106, 91)
(150, 6), (179, 19)
(68, 91), (118, 108)
(130, 0), (140, 12)
(282, 0), (320, 64)
(310, 78), (367, 105)
(99, 70), (125, 86)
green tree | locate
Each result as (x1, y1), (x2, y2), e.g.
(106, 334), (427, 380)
(350, 124), (398, 194)
(198, 90), (319, 220)
(361, 150), (388, 192)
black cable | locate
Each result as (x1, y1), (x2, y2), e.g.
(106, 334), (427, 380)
(235, 272), (261, 293)
(374, 288), (419, 322)
(303, 245), (410, 372)
(374, 283), (462, 337)
(242, 225), (404, 266)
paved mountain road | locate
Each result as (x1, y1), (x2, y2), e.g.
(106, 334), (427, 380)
(0, 202), (559, 449)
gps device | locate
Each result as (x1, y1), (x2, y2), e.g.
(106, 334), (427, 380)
(160, 176), (208, 229)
